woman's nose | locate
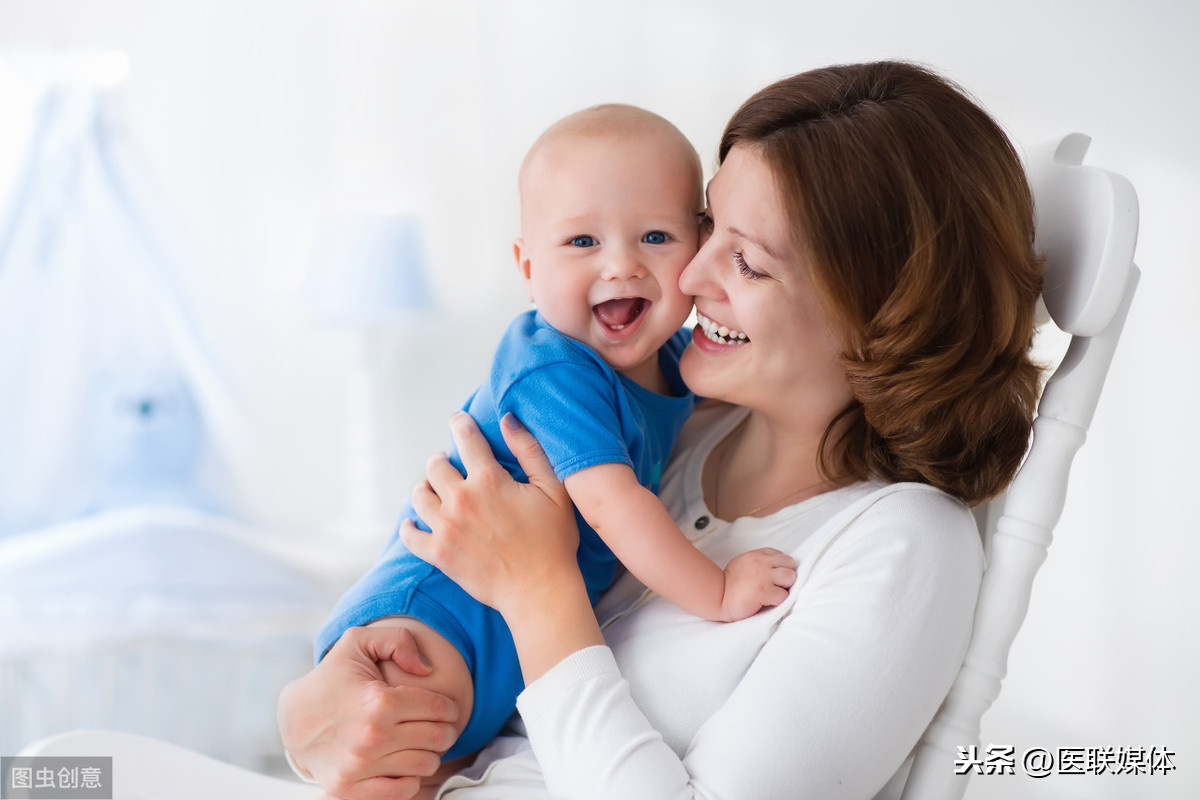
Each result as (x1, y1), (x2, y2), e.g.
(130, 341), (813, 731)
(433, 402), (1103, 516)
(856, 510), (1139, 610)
(679, 238), (719, 298)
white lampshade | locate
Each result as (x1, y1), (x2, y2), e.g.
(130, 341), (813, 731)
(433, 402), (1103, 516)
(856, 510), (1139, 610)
(304, 214), (432, 325)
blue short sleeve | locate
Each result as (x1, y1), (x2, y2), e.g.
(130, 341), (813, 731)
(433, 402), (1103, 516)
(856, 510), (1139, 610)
(497, 360), (633, 481)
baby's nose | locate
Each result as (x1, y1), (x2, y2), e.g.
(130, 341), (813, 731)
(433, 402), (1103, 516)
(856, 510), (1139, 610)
(603, 248), (645, 279)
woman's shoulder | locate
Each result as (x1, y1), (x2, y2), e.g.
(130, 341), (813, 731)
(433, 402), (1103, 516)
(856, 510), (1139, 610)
(822, 481), (984, 573)
(857, 481), (975, 525)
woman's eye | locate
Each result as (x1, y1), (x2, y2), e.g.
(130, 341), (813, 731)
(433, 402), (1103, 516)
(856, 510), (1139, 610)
(698, 210), (714, 231)
(734, 250), (766, 280)
(643, 231), (668, 245)
(570, 235), (598, 248)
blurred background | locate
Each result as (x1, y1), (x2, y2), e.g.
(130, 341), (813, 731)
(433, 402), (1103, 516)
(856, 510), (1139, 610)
(0, 1), (1195, 797)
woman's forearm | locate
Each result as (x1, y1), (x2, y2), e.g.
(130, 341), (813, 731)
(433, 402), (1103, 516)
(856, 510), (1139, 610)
(518, 647), (697, 800)
(498, 566), (605, 684)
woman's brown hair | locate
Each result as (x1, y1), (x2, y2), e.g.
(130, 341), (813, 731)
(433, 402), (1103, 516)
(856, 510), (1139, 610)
(720, 61), (1044, 505)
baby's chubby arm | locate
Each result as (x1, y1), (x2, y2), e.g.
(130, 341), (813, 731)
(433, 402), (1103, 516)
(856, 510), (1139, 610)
(565, 464), (797, 622)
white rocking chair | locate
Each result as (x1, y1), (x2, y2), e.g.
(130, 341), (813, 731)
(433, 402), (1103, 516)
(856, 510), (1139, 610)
(900, 132), (1140, 798)
(16, 132), (1140, 800)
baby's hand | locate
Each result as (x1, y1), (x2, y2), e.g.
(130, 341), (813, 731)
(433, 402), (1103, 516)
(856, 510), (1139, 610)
(719, 547), (798, 622)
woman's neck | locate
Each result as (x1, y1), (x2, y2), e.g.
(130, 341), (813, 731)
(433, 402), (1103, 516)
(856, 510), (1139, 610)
(705, 408), (843, 521)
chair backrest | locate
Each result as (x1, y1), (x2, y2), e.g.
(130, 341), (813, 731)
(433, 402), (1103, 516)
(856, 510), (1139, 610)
(899, 133), (1140, 800)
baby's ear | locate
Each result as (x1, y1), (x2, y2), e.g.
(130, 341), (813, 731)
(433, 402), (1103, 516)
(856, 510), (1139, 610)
(513, 238), (534, 301)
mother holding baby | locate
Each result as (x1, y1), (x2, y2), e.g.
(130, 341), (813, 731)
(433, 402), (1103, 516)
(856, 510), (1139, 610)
(279, 60), (1043, 799)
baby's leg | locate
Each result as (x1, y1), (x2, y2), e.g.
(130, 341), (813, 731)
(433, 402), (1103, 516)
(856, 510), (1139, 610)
(370, 617), (476, 794)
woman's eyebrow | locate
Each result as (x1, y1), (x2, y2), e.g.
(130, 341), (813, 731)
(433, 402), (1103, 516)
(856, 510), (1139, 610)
(705, 185), (782, 261)
(727, 225), (782, 261)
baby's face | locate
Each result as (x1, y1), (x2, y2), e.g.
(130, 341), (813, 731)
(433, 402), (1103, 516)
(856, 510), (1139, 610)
(516, 132), (700, 386)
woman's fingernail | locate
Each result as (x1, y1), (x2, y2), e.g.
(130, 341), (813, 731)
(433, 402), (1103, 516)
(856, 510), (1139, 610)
(502, 412), (525, 431)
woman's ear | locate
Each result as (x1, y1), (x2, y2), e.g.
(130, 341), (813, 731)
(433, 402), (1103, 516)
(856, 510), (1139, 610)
(513, 238), (534, 303)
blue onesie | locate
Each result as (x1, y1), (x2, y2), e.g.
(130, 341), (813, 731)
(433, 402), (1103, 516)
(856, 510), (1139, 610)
(314, 309), (694, 759)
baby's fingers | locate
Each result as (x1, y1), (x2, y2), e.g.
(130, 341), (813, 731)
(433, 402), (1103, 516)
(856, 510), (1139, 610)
(765, 548), (796, 564)
(772, 565), (798, 590)
(747, 547), (797, 571)
(760, 584), (791, 608)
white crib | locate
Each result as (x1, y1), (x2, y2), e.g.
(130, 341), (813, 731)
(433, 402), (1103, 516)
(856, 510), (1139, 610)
(0, 505), (330, 775)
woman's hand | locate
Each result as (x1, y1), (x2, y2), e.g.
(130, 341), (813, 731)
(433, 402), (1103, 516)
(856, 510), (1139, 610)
(277, 624), (462, 800)
(401, 412), (605, 683)
(400, 412), (578, 615)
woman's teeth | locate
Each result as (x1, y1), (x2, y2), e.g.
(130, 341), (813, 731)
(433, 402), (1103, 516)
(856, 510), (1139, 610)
(696, 311), (749, 345)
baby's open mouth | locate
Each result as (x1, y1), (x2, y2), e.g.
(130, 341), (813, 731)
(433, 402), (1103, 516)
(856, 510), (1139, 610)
(593, 297), (648, 331)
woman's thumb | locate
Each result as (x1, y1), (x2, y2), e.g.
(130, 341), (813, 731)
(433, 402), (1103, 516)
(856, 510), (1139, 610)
(350, 625), (431, 677)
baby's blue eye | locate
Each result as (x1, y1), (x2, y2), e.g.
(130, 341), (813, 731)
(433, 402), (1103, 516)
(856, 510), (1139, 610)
(643, 231), (668, 245)
(570, 235), (598, 248)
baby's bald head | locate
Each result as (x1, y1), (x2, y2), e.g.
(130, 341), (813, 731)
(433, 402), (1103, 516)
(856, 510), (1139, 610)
(518, 104), (703, 225)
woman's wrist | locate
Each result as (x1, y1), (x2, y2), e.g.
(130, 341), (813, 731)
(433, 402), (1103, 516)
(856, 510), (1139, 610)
(500, 568), (605, 684)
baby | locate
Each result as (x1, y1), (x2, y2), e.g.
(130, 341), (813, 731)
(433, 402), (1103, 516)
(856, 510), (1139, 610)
(315, 104), (796, 762)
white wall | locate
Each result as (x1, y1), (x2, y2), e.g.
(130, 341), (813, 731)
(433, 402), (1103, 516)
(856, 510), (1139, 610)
(0, 1), (1196, 797)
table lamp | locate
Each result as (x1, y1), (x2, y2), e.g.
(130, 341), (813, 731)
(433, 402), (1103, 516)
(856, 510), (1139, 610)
(304, 214), (432, 324)
(303, 213), (433, 543)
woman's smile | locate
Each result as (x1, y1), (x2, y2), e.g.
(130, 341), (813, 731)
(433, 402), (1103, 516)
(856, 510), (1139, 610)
(694, 310), (749, 346)
(677, 145), (853, 420)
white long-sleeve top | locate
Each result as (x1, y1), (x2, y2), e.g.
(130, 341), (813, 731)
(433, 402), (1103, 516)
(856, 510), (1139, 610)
(439, 403), (984, 800)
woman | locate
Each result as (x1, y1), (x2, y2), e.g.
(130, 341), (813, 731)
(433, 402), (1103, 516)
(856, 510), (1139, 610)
(279, 60), (1043, 799)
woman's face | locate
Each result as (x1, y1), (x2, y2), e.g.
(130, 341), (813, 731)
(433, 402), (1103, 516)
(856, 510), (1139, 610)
(678, 145), (852, 425)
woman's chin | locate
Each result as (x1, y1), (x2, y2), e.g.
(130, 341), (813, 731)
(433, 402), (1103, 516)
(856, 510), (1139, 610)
(679, 343), (738, 400)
